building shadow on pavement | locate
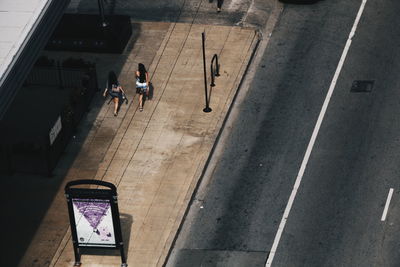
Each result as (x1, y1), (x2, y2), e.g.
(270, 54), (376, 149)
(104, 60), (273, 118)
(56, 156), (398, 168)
(0, 21), (148, 267)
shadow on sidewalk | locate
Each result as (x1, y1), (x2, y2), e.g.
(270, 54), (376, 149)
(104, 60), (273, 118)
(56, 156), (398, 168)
(79, 213), (133, 260)
(0, 23), (143, 267)
(148, 82), (155, 100)
(207, 87), (214, 110)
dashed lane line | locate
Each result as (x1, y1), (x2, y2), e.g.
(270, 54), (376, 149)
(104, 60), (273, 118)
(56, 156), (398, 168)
(381, 188), (394, 222)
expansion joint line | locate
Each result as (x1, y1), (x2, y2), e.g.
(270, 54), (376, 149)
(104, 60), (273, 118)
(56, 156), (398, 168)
(112, 0), (206, 189)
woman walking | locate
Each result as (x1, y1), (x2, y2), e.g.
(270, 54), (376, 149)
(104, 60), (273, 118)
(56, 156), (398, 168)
(135, 63), (149, 112)
(103, 71), (125, 116)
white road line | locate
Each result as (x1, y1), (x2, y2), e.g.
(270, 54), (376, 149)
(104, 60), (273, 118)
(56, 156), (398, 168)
(381, 188), (394, 221)
(265, 1), (368, 266)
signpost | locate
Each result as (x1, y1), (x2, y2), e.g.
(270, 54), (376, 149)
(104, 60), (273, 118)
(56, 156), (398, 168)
(65, 179), (127, 266)
(202, 32), (212, 113)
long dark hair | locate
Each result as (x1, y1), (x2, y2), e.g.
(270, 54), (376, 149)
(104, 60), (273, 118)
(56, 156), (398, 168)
(107, 71), (118, 89)
(138, 63), (147, 82)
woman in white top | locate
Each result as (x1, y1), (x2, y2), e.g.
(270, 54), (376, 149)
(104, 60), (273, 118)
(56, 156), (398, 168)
(135, 63), (149, 112)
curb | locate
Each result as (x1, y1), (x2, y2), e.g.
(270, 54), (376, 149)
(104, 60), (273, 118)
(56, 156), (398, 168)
(160, 2), (284, 265)
(160, 33), (260, 267)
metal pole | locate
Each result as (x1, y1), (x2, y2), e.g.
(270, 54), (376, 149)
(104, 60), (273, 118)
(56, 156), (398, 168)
(97, 0), (108, 27)
(65, 193), (81, 266)
(73, 243), (81, 266)
(210, 61), (215, 87)
(120, 245), (128, 267)
(202, 32), (212, 113)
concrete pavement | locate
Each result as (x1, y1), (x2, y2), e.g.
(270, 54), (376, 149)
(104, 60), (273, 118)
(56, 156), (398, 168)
(17, 21), (258, 266)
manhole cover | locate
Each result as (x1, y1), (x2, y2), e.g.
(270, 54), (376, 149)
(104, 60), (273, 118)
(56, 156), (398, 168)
(351, 80), (374, 92)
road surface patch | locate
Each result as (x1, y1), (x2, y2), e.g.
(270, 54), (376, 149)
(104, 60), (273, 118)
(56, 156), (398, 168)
(350, 80), (374, 93)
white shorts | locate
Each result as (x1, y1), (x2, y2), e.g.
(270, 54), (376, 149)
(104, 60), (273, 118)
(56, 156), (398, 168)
(136, 80), (147, 88)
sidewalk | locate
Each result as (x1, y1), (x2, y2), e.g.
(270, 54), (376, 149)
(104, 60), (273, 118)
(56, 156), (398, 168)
(19, 21), (258, 267)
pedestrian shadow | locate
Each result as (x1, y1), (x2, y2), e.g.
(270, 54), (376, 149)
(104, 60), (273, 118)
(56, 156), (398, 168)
(148, 82), (154, 100)
(208, 0), (224, 6)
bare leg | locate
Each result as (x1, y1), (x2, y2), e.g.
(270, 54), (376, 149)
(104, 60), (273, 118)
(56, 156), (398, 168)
(139, 94), (143, 111)
(113, 98), (118, 116)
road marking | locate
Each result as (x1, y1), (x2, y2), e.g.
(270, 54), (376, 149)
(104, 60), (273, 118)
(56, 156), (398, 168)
(265, 1), (368, 266)
(381, 188), (394, 221)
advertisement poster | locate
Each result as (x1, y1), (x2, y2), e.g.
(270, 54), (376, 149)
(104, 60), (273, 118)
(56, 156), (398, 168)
(72, 198), (116, 247)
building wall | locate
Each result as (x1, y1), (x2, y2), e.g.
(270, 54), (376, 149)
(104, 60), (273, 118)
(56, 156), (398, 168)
(0, 0), (71, 119)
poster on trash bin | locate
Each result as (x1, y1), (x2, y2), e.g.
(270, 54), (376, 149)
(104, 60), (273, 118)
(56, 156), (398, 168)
(72, 198), (116, 247)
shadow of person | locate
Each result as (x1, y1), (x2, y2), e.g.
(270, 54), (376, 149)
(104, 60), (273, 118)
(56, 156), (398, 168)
(148, 82), (154, 100)
(209, 0), (224, 9)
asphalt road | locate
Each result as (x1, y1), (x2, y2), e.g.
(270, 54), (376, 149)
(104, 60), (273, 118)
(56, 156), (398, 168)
(166, 0), (400, 266)
(273, 0), (400, 266)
